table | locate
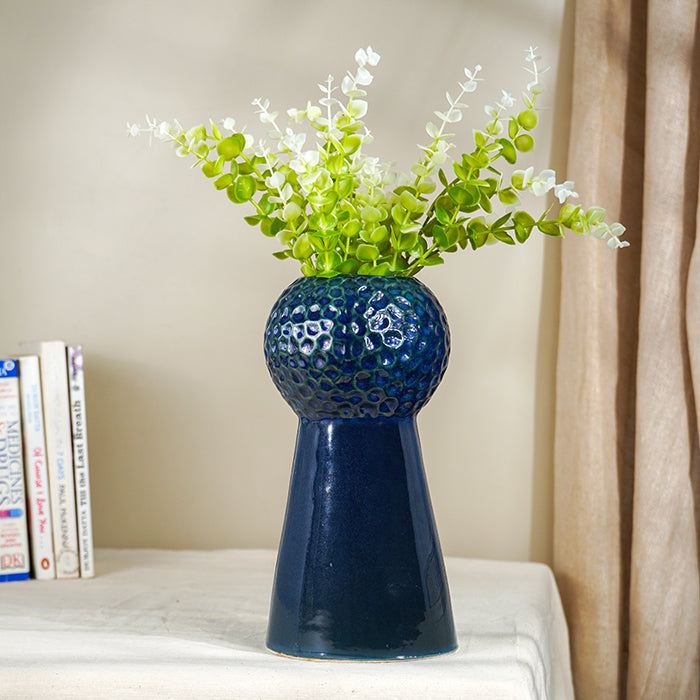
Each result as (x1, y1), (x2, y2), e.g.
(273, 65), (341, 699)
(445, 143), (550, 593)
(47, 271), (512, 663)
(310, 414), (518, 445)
(0, 549), (573, 699)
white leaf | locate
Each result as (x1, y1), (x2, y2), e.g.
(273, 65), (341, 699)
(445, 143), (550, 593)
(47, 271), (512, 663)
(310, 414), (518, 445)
(341, 75), (355, 95)
(425, 122), (440, 139)
(266, 171), (285, 189)
(365, 46), (380, 66)
(355, 66), (373, 86)
(500, 90), (515, 108)
(610, 222), (626, 237)
(281, 183), (293, 201)
(348, 100), (368, 119)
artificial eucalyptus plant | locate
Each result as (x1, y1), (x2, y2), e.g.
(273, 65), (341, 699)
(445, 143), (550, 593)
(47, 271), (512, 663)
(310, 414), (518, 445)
(129, 46), (627, 277)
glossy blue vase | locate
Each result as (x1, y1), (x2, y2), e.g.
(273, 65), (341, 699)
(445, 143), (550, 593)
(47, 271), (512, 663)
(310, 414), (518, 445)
(264, 275), (457, 660)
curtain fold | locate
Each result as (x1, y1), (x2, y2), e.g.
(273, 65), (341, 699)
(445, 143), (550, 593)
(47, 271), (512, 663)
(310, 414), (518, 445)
(554, 0), (700, 697)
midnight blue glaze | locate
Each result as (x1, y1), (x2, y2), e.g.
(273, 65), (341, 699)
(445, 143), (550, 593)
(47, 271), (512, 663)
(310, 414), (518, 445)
(264, 276), (456, 660)
(264, 275), (450, 420)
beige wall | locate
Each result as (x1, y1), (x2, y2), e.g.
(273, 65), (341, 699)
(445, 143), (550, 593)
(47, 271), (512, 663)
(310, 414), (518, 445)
(0, 0), (571, 563)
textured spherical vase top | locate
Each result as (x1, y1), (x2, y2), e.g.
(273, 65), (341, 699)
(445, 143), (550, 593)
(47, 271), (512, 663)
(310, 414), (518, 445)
(264, 276), (456, 661)
(264, 275), (450, 420)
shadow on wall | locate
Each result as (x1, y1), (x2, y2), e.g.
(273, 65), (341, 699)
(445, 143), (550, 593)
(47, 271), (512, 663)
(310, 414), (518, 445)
(529, 0), (574, 563)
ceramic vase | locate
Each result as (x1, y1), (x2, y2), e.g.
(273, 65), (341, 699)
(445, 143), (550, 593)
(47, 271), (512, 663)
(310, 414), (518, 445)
(263, 275), (456, 660)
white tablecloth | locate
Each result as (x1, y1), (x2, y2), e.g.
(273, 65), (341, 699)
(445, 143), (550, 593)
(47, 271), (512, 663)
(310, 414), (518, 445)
(0, 549), (573, 699)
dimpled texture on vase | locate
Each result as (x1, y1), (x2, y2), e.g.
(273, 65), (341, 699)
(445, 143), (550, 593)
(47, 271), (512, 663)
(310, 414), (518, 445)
(263, 275), (450, 420)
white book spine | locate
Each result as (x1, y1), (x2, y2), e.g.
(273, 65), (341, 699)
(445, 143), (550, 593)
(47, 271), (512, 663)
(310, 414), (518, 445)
(67, 346), (94, 578)
(0, 359), (31, 582)
(18, 356), (56, 579)
(20, 341), (79, 578)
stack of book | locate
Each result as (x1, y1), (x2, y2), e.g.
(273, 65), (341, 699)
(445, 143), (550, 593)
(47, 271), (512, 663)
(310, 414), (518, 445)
(0, 341), (94, 582)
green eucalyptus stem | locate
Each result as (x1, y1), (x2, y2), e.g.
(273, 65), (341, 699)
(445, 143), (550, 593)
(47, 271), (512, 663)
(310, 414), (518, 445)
(129, 45), (629, 277)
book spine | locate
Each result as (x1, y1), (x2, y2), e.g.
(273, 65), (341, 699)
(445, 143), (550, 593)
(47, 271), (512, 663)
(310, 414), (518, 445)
(22, 342), (79, 578)
(18, 356), (55, 579)
(0, 359), (31, 582)
(67, 346), (94, 578)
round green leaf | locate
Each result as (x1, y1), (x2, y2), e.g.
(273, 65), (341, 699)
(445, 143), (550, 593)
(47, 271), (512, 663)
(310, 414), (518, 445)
(498, 188), (520, 206)
(586, 206), (606, 225)
(292, 234), (313, 259)
(558, 204), (581, 227)
(510, 170), (527, 190)
(422, 254), (444, 267)
(370, 226), (389, 244)
(434, 225), (459, 250)
(276, 228), (295, 246)
(448, 185), (479, 208)
(269, 218), (286, 237)
(497, 139), (517, 164)
(201, 159), (222, 178)
(399, 190), (419, 212)
(360, 206), (381, 223)
(508, 116), (520, 140)
(317, 250), (342, 272)
(452, 162), (468, 181)
(397, 231), (418, 252)
(356, 243), (380, 262)
(513, 211), (535, 243)
(391, 204), (407, 226)
(468, 220), (490, 249)
(343, 135), (362, 155)
(307, 233), (328, 252)
(226, 185), (240, 203)
(336, 259), (360, 274)
(366, 262), (393, 276)
(257, 193), (273, 215)
(517, 110), (538, 130)
(282, 202), (302, 222)
(512, 211), (536, 243)
(326, 153), (344, 175)
(308, 211), (338, 232)
(341, 220), (362, 238)
(492, 230), (515, 245)
(234, 175), (256, 202)
(513, 211), (536, 227)
(514, 134), (534, 152)
(216, 133), (246, 160)
(435, 204), (453, 226)
(214, 174), (234, 190)
(538, 221), (563, 237)
(336, 177), (354, 198)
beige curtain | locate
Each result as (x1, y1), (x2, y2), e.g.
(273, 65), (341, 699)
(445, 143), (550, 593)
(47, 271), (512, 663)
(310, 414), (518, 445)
(554, 0), (700, 697)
